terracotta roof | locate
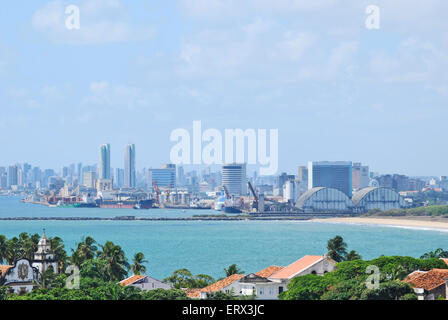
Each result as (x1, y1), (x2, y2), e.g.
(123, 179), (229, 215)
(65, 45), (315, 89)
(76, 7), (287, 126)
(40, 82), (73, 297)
(256, 266), (283, 278)
(269, 255), (323, 280)
(184, 288), (202, 298)
(404, 269), (448, 291)
(200, 274), (245, 293)
(441, 258), (448, 266)
(119, 275), (146, 286)
(0, 265), (12, 277)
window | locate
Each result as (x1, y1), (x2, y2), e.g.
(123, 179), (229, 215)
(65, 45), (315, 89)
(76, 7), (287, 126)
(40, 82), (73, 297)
(311, 271), (317, 275)
(279, 286), (284, 294)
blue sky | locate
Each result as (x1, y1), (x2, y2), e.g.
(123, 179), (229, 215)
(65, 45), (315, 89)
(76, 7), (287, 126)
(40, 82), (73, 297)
(0, 0), (447, 176)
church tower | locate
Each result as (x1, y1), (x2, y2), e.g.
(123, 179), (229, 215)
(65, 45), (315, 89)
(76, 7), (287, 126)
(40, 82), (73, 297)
(32, 231), (59, 274)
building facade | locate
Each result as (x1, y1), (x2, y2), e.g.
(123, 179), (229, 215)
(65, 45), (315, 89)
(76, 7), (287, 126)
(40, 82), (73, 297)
(99, 144), (111, 180)
(222, 163), (247, 196)
(308, 161), (353, 197)
(124, 144), (136, 188)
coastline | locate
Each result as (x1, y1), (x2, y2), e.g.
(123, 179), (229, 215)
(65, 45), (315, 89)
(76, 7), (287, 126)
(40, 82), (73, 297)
(311, 216), (448, 231)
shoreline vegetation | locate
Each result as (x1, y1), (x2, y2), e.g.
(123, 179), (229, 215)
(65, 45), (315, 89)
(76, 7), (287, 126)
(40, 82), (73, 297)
(1, 233), (447, 300)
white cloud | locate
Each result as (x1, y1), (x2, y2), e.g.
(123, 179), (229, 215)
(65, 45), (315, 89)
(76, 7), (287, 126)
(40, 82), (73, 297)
(32, 0), (154, 45)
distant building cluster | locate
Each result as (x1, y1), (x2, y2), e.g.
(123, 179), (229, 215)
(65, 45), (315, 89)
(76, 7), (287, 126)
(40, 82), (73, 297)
(1, 145), (447, 213)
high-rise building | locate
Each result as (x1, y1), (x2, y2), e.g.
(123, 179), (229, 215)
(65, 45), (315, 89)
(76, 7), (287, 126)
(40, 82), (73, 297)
(83, 171), (97, 188)
(308, 161), (353, 197)
(149, 164), (176, 188)
(352, 163), (369, 190)
(222, 163), (247, 196)
(7, 165), (19, 188)
(115, 168), (124, 189)
(298, 166), (308, 184)
(124, 144), (136, 188)
(99, 144), (111, 180)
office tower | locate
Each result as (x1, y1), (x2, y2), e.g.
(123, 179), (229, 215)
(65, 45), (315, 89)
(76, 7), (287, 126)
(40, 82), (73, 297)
(83, 171), (97, 188)
(7, 165), (19, 188)
(308, 161), (353, 197)
(149, 164), (176, 188)
(32, 167), (42, 187)
(115, 168), (124, 189)
(298, 166), (308, 183)
(222, 163), (247, 196)
(352, 163), (370, 190)
(77, 163), (83, 178)
(177, 166), (185, 186)
(124, 144), (136, 188)
(62, 167), (69, 178)
(283, 180), (297, 203)
(23, 163), (31, 185)
(99, 144), (111, 180)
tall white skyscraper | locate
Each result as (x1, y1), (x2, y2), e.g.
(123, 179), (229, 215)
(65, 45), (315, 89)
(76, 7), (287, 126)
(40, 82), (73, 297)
(222, 163), (247, 196)
(99, 144), (111, 180)
(124, 144), (136, 188)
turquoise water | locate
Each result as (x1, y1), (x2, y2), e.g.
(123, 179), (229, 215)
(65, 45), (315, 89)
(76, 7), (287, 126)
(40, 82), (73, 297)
(0, 197), (447, 280)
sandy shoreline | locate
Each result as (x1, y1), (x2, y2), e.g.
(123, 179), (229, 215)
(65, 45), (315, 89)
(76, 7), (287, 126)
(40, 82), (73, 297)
(311, 216), (448, 231)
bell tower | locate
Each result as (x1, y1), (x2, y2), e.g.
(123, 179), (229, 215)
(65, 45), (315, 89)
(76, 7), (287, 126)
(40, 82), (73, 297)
(32, 230), (59, 274)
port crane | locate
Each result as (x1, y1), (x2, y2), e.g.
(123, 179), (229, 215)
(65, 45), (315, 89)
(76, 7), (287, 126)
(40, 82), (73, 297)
(153, 181), (160, 206)
(247, 181), (259, 212)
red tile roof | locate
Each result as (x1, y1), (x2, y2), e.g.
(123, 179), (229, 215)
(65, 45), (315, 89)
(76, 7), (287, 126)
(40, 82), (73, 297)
(119, 275), (146, 287)
(200, 274), (245, 293)
(404, 269), (448, 291)
(256, 266), (283, 278)
(0, 265), (12, 277)
(184, 288), (202, 298)
(270, 255), (323, 280)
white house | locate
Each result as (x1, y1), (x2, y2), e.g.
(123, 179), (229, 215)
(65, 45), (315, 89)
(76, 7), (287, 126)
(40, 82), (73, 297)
(119, 275), (172, 291)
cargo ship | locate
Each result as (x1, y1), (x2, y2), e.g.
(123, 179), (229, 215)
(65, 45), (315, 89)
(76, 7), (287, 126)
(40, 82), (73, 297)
(97, 199), (154, 209)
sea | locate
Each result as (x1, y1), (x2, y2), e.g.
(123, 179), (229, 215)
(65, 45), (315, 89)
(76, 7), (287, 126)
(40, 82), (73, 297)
(0, 196), (447, 280)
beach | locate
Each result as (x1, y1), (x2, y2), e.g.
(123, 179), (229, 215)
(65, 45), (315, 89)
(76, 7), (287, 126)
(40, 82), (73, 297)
(312, 216), (448, 231)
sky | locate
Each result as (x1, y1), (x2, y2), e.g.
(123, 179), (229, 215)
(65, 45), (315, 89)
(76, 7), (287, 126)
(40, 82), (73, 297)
(0, 0), (447, 176)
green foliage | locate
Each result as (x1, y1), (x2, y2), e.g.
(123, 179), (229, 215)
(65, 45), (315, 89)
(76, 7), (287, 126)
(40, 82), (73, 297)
(281, 254), (440, 301)
(345, 250), (362, 261)
(279, 274), (329, 300)
(224, 264), (245, 277)
(163, 268), (215, 289)
(141, 288), (189, 300)
(0, 287), (7, 301)
(420, 248), (448, 259)
(132, 252), (148, 275)
(205, 291), (238, 300)
(97, 241), (130, 282)
(327, 236), (347, 262)
(374, 205), (448, 217)
(360, 281), (415, 300)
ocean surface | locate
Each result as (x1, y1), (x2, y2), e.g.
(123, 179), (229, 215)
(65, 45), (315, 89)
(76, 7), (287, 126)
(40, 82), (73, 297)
(1, 196), (447, 280)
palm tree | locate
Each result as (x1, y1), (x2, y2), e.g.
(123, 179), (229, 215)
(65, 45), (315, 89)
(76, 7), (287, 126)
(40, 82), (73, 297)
(132, 252), (148, 275)
(34, 268), (57, 290)
(327, 235), (348, 262)
(420, 248), (448, 259)
(0, 235), (7, 264)
(345, 250), (362, 261)
(224, 264), (245, 277)
(71, 236), (98, 266)
(5, 237), (22, 265)
(50, 236), (68, 271)
(98, 241), (130, 281)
